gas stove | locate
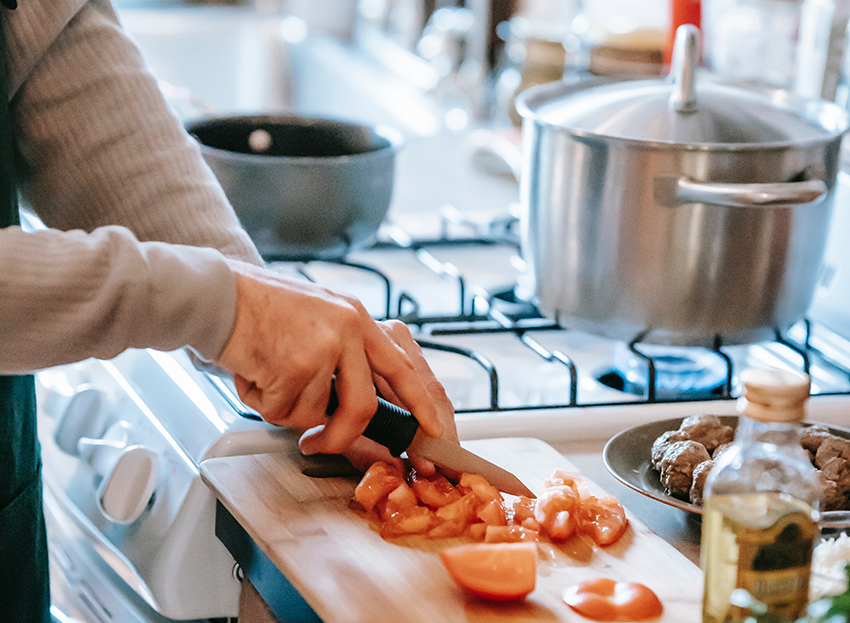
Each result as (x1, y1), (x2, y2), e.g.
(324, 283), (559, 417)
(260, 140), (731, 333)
(37, 169), (850, 622)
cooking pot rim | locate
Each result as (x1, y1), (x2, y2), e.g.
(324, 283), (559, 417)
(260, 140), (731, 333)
(186, 113), (404, 163)
(516, 79), (850, 148)
(518, 121), (847, 151)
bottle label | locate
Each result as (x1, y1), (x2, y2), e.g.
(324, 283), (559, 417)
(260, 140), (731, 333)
(731, 510), (815, 620)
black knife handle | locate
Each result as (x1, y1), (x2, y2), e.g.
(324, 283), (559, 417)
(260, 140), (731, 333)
(326, 385), (420, 457)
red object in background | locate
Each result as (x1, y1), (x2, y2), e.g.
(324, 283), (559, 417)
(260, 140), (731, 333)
(665, 0), (701, 64)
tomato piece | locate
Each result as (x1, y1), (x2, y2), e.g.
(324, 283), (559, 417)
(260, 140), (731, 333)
(476, 498), (508, 526)
(354, 462), (405, 513)
(484, 525), (539, 543)
(375, 482), (420, 522)
(380, 505), (434, 539)
(408, 468), (462, 508)
(563, 577), (663, 622)
(578, 494), (629, 546)
(458, 473), (502, 505)
(534, 485), (580, 542)
(468, 522), (488, 541)
(427, 518), (468, 539)
(435, 492), (478, 525)
(510, 496), (536, 525)
(439, 542), (537, 601)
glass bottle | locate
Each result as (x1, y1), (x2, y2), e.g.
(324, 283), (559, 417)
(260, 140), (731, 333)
(701, 368), (821, 623)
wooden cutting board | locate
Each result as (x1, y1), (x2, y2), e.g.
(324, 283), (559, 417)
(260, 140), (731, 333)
(200, 437), (703, 623)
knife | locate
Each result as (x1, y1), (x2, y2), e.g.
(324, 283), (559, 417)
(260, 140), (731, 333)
(326, 388), (536, 499)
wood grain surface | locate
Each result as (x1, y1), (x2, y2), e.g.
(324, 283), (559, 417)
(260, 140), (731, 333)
(200, 437), (703, 623)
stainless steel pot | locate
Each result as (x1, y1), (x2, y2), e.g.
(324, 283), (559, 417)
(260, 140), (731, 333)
(187, 115), (401, 261)
(515, 26), (850, 347)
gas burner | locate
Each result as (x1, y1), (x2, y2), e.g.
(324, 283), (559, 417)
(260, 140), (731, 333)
(598, 342), (730, 401)
(485, 286), (543, 323)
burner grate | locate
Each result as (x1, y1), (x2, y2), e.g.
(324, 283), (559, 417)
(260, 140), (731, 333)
(258, 233), (850, 415)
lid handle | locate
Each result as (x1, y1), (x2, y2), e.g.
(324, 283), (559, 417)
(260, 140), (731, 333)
(669, 24), (700, 114)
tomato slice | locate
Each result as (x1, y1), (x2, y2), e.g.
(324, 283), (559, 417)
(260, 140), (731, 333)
(476, 498), (508, 526)
(563, 577), (663, 622)
(484, 525), (539, 543)
(578, 494), (629, 546)
(408, 468), (462, 508)
(458, 473), (502, 505)
(354, 462), (405, 513)
(439, 542), (537, 601)
(375, 482), (420, 522)
(380, 505), (434, 539)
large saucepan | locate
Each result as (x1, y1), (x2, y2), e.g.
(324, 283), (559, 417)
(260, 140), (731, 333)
(187, 114), (401, 261)
(515, 26), (850, 347)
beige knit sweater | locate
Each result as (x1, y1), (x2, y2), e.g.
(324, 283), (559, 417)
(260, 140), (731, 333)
(0, 0), (264, 374)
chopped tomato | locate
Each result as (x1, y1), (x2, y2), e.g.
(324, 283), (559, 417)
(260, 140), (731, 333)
(563, 577), (663, 622)
(510, 496), (536, 525)
(354, 462), (405, 513)
(435, 492), (478, 525)
(439, 542), (537, 601)
(458, 473), (502, 505)
(375, 483), (420, 522)
(427, 518), (468, 539)
(484, 525), (539, 543)
(380, 505), (434, 539)
(578, 494), (629, 546)
(468, 522), (487, 541)
(476, 498), (508, 526)
(534, 485), (580, 542)
(408, 468), (462, 508)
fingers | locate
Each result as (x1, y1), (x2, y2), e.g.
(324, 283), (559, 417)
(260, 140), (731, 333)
(365, 320), (445, 438)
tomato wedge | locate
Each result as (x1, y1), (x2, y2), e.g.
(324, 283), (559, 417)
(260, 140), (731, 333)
(563, 578), (663, 622)
(439, 542), (537, 601)
(408, 468), (462, 508)
(354, 462), (405, 513)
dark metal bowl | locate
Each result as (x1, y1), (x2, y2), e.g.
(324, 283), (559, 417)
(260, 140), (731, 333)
(187, 115), (401, 261)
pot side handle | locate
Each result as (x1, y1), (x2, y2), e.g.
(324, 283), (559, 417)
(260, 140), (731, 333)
(654, 176), (828, 208)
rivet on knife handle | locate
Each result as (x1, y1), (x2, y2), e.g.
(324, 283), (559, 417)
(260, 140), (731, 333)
(326, 384), (420, 457)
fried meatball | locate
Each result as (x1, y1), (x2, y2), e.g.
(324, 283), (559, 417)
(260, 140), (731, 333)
(659, 440), (711, 498)
(651, 429), (690, 470)
(815, 436), (850, 469)
(689, 459), (715, 506)
(678, 414), (734, 454)
(821, 457), (850, 495)
(800, 425), (833, 456)
(817, 469), (847, 512)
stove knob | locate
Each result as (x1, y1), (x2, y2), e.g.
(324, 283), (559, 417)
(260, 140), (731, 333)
(53, 386), (106, 456)
(77, 421), (159, 524)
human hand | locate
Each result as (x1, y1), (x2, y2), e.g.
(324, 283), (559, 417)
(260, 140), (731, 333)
(216, 260), (455, 464)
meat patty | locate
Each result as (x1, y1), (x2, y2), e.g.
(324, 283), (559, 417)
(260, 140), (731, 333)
(689, 459), (715, 506)
(659, 440), (711, 498)
(816, 436), (850, 469)
(678, 414), (734, 454)
(651, 429), (689, 470)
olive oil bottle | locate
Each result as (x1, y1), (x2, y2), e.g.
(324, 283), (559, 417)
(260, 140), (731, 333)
(701, 368), (820, 623)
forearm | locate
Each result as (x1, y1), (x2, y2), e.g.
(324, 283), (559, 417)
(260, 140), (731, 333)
(0, 225), (237, 374)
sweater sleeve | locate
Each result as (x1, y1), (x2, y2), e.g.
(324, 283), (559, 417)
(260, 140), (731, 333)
(0, 0), (265, 372)
(0, 225), (238, 374)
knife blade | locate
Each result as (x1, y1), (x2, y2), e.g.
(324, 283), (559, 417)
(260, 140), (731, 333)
(326, 388), (536, 499)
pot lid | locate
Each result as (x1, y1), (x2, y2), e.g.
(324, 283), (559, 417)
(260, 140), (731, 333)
(516, 25), (849, 146)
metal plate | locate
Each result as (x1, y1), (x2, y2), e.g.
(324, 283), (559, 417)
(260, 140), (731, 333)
(602, 415), (850, 520)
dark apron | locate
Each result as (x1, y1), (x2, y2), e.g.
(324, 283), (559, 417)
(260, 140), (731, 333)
(0, 2), (52, 620)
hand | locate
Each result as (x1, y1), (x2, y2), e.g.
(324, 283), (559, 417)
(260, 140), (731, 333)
(305, 319), (458, 474)
(216, 260), (454, 461)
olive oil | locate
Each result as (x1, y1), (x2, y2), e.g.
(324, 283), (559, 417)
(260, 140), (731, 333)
(700, 368), (821, 623)
(702, 492), (817, 623)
